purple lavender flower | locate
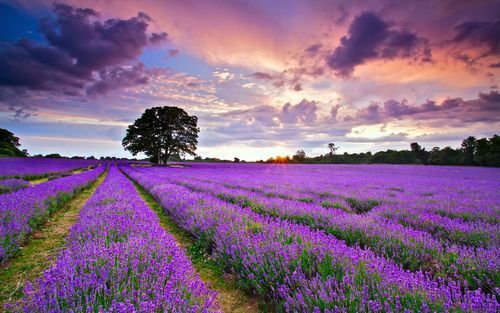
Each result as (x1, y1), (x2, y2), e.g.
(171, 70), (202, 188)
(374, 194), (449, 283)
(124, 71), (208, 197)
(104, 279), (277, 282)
(0, 164), (105, 262)
(121, 163), (499, 312)
(15, 164), (219, 312)
(0, 178), (29, 194)
(0, 157), (99, 179)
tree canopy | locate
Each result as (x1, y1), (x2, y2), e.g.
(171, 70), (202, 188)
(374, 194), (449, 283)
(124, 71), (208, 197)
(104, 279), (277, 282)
(122, 106), (199, 164)
(0, 128), (27, 157)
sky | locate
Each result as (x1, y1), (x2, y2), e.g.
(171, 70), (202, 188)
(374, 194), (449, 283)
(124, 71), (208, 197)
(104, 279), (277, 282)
(0, 0), (499, 161)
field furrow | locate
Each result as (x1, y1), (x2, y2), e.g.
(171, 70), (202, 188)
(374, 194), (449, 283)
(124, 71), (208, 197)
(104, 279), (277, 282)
(0, 169), (107, 307)
(0, 164), (106, 263)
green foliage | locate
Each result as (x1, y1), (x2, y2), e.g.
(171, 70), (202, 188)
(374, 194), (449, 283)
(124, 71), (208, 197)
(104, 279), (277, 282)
(0, 148), (15, 157)
(122, 106), (199, 164)
(260, 134), (499, 167)
(0, 129), (19, 146)
(410, 142), (429, 164)
(298, 197), (313, 203)
(0, 128), (27, 157)
(474, 135), (500, 167)
(321, 201), (349, 212)
(461, 136), (477, 165)
(292, 150), (307, 162)
(345, 198), (380, 214)
(44, 153), (63, 158)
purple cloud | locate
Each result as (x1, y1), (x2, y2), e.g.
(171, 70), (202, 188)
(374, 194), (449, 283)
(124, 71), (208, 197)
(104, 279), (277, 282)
(282, 99), (318, 124)
(222, 99), (320, 127)
(149, 32), (168, 45)
(326, 12), (431, 76)
(351, 91), (500, 125)
(250, 72), (275, 80)
(0, 3), (167, 97)
(87, 63), (150, 95)
(249, 71), (307, 91)
(168, 49), (180, 57)
(451, 19), (500, 58)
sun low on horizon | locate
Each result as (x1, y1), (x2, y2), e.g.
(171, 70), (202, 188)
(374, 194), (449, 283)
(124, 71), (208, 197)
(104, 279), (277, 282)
(0, 0), (499, 160)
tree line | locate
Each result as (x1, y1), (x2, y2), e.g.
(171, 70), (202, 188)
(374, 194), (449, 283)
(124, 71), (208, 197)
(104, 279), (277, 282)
(2, 114), (499, 167)
(263, 135), (500, 167)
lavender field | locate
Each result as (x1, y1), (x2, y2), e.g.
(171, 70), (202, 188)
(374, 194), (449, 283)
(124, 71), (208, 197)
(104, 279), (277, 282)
(1, 159), (499, 312)
(3, 0), (500, 311)
(0, 158), (99, 180)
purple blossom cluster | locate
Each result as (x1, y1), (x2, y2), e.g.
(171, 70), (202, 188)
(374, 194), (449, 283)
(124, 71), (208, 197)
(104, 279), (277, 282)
(174, 163), (499, 223)
(0, 178), (29, 194)
(14, 164), (219, 312)
(0, 157), (98, 179)
(121, 163), (499, 312)
(0, 164), (105, 262)
(153, 174), (498, 292)
(151, 164), (499, 286)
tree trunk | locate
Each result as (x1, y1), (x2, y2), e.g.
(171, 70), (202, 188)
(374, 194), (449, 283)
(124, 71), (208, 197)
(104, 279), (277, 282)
(164, 152), (171, 165)
(157, 147), (162, 165)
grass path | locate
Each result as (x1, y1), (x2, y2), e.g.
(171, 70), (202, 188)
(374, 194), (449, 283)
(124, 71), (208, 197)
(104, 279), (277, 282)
(129, 177), (265, 313)
(29, 166), (94, 186)
(0, 171), (107, 309)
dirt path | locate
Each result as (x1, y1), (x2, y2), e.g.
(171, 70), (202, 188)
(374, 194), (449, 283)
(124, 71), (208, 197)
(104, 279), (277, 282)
(0, 172), (107, 309)
(129, 178), (265, 313)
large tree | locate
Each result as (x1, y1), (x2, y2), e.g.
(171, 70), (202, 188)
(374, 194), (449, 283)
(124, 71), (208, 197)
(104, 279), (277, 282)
(122, 106), (199, 164)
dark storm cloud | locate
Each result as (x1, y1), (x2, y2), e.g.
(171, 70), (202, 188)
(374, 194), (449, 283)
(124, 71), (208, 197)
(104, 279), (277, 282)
(451, 19), (500, 58)
(0, 3), (167, 97)
(350, 91), (500, 124)
(0, 39), (87, 94)
(326, 12), (431, 76)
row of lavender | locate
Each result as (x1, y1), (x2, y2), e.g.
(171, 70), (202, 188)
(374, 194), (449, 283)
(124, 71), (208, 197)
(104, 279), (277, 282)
(188, 176), (498, 249)
(155, 173), (498, 293)
(216, 177), (499, 244)
(0, 157), (99, 179)
(140, 165), (499, 291)
(173, 163), (499, 224)
(121, 163), (498, 312)
(0, 163), (105, 262)
(167, 170), (498, 249)
(0, 179), (29, 195)
(13, 164), (218, 312)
